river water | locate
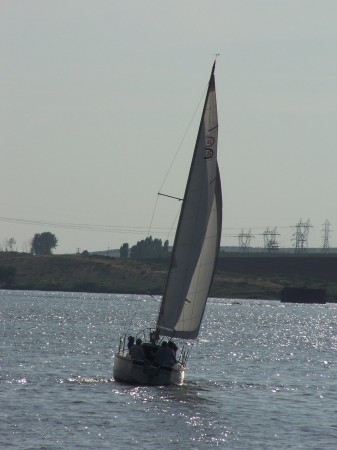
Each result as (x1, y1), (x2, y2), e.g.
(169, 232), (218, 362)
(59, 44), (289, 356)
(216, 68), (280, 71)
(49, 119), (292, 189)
(1, 290), (337, 449)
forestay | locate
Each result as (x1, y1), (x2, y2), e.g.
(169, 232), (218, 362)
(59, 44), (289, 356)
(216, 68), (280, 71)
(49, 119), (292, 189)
(156, 62), (222, 339)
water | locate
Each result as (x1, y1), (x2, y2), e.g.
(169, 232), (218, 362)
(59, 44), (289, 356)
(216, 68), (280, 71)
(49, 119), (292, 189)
(1, 290), (337, 449)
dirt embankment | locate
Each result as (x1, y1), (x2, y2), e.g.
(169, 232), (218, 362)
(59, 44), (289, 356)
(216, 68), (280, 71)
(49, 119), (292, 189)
(0, 252), (336, 301)
(214, 254), (337, 300)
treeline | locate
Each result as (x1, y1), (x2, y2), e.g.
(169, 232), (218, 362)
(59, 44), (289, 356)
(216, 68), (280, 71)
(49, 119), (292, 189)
(120, 236), (169, 260)
(1, 232), (58, 255)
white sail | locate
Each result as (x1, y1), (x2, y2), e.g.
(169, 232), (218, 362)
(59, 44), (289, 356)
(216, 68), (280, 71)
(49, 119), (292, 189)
(156, 62), (222, 339)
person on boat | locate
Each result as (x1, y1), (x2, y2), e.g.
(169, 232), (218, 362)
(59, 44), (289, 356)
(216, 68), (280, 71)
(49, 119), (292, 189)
(129, 338), (145, 360)
(155, 341), (175, 366)
(127, 336), (135, 351)
(149, 330), (159, 344)
(168, 340), (178, 363)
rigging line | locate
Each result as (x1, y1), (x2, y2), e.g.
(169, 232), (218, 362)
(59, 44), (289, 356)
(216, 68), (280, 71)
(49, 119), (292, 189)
(158, 84), (208, 195)
(147, 195), (181, 245)
(164, 205), (181, 244)
(147, 194), (160, 238)
(148, 83), (208, 239)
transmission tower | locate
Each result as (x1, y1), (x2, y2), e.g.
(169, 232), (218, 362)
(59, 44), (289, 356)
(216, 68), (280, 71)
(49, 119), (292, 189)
(292, 218), (312, 253)
(238, 229), (254, 251)
(321, 219), (331, 252)
(263, 226), (279, 252)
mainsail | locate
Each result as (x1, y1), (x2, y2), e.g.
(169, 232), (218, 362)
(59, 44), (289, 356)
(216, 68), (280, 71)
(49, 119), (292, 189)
(156, 62), (222, 339)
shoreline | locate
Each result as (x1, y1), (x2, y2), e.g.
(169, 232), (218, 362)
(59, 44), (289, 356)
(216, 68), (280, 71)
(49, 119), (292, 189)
(1, 252), (337, 301)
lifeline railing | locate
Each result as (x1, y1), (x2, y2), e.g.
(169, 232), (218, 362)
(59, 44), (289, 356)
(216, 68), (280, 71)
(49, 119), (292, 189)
(116, 328), (191, 367)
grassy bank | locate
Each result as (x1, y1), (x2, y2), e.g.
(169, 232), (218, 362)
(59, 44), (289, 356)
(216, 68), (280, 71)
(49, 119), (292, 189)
(0, 252), (337, 301)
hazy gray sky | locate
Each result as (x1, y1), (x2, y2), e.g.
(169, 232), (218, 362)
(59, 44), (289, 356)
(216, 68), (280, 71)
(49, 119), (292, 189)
(1, 0), (337, 253)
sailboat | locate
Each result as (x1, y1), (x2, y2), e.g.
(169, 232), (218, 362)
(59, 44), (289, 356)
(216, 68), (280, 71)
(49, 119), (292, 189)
(113, 61), (222, 385)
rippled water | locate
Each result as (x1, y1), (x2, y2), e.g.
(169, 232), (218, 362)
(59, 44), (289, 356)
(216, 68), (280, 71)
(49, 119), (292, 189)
(1, 290), (337, 449)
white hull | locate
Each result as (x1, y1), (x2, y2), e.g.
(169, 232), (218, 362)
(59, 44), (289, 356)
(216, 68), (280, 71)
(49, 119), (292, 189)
(113, 352), (185, 385)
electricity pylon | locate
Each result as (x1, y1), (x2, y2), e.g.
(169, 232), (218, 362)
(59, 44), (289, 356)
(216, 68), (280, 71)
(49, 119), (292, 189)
(292, 218), (312, 253)
(322, 220), (331, 252)
(238, 229), (254, 251)
(263, 226), (279, 252)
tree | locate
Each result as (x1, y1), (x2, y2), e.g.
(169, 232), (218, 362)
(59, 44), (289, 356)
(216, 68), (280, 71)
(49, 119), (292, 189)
(31, 232), (58, 255)
(4, 237), (16, 251)
(130, 236), (169, 260)
(163, 239), (169, 257)
(119, 243), (129, 258)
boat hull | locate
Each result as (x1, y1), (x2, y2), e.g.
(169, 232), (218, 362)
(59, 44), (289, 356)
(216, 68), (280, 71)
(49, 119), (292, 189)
(113, 353), (185, 385)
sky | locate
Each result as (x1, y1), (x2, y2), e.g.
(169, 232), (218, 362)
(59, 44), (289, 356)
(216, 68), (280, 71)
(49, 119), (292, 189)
(1, 0), (337, 254)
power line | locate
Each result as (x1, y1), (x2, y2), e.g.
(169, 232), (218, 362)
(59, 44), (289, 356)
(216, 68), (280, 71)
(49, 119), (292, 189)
(0, 215), (334, 248)
(0, 216), (167, 235)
